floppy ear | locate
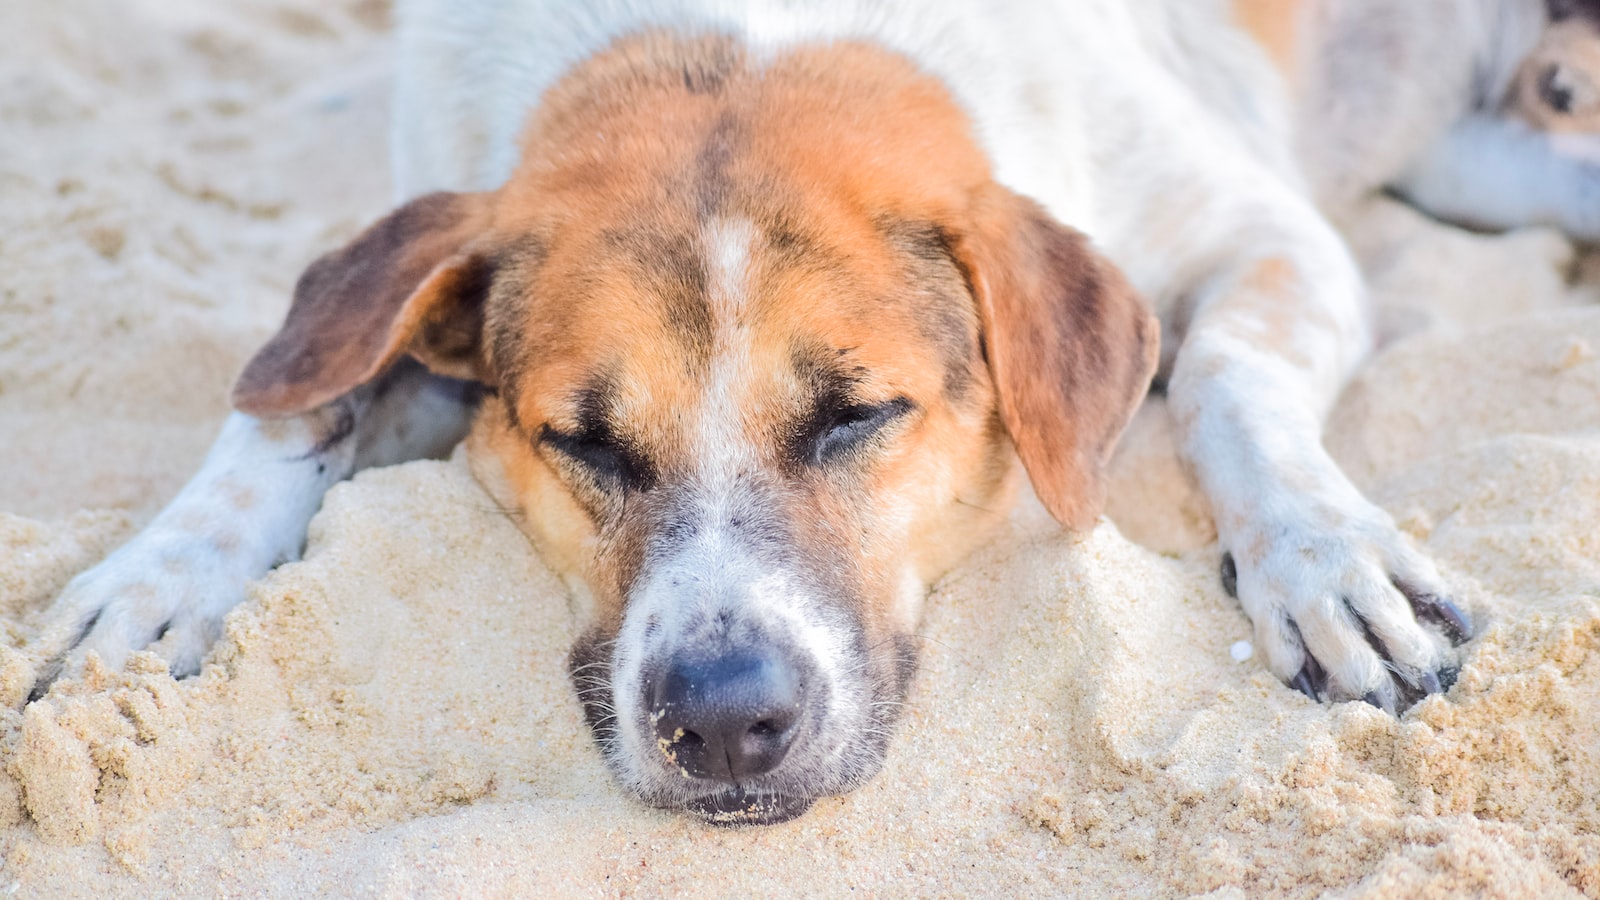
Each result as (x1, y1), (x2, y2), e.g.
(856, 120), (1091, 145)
(956, 186), (1159, 531)
(232, 191), (497, 417)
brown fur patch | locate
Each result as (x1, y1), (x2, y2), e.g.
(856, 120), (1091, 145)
(1232, 0), (1307, 80)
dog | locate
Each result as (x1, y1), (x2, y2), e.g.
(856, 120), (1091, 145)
(1508, 0), (1600, 135)
(42, 0), (1582, 826)
(1304, 0), (1600, 239)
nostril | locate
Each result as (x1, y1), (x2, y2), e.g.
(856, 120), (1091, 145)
(678, 728), (704, 748)
(737, 713), (798, 773)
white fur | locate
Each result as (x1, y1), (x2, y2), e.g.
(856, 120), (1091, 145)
(696, 216), (760, 479)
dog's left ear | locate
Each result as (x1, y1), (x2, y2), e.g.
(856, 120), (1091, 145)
(956, 185), (1159, 531)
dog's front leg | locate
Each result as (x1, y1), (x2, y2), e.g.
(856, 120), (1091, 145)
(29, 360), (475, 696)
(1166, 210), (1472, 713)
(1393, 113), (1600, 240)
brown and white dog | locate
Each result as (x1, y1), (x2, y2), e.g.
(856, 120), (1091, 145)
(45, 0), (1596, 825)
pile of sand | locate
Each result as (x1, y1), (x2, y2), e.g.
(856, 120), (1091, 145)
(1, 1), (1596, 894)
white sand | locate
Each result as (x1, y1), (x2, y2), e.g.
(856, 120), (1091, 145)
(2, 1), (1597, 895)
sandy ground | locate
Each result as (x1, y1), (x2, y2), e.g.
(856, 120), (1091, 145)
(2, 1), (1598, 895)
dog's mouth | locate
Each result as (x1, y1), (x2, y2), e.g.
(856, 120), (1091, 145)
(682, 788), (816, 826)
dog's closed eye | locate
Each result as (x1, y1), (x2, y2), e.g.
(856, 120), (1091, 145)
(806, 397), (914, 466)
(540, 425), (655, 491)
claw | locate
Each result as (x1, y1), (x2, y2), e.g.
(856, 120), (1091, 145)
(26, 678), (52, 706)
(1400, 586), (1474, 644)
(1417, 670), (1443, 696)
(1361, 688), (1398, 716)
(1291, 668), (1318, 700)
(1220, 552), (1238, 599)
(1425, 598), (1473, 645)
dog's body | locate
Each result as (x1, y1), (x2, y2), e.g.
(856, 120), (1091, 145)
(43, 0), (1594, 824)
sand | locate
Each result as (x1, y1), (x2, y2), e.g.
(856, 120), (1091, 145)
(1, 1), (1597, 896)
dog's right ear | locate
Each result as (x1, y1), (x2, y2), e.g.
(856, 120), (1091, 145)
(233, 191), (497, 418)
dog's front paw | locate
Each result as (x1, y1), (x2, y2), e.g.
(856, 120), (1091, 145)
(28, 525), (258, 701)
(1220, 502), (1472, 715)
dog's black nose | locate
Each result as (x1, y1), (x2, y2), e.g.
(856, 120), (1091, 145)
(650, 651), (803, 783)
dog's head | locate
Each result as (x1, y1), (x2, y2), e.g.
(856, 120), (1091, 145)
(234, 34), (1157, 824)
(1513, 1), (1600, 130)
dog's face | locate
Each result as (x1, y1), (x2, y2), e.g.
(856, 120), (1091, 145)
(1514, 1), (1600, 130)
(482, 206), (1015, 822)
(233, 35), (1157, 824)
